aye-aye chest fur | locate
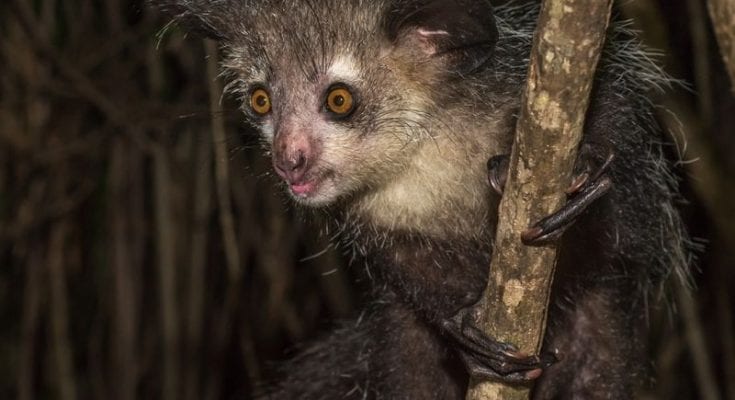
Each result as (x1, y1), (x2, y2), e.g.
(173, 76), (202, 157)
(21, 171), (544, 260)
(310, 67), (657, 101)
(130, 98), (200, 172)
(153, 0), (689, 398)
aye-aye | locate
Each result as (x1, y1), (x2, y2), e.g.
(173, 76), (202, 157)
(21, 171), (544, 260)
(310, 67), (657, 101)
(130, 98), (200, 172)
(152, 0), (690, 398)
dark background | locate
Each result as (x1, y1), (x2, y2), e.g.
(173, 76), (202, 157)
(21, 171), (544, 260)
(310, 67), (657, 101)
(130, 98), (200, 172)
(1, 0), (734, 399)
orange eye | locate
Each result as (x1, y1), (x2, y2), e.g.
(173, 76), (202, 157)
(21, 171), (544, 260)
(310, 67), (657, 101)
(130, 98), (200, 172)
(250, 88), (271, 115)
(325, 86), (355, 116)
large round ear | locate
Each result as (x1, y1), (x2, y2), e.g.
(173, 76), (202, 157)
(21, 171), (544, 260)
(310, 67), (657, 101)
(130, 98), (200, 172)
(148, 0), (239, 41)
(384, 0), (499, 74)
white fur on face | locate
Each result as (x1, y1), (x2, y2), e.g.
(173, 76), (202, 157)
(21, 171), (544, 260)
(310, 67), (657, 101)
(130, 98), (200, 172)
(327, 56), (360, 82)
(260, 121), (275, 141)
(350, 106), (513, 240)
(353, 132), (492, 239)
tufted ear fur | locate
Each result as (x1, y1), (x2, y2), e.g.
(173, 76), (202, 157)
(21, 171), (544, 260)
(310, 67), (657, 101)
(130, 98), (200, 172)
(384, 0), (499, 74)
(148, 0), (245, 41)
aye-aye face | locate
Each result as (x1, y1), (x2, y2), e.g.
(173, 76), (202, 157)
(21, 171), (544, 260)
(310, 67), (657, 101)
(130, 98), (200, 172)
(157, 0), (498, 207)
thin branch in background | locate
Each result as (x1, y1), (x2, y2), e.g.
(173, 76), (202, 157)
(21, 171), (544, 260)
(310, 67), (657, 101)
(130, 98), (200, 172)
(11, 183), (48, 399)
(687, 0), (714, 130)
(1, 4), (49, 150)
(108, 139), (140, 400)
(183, 125), (213, 400)
(153, 148), (180, 400)
(18, 246), (44, 400)
(676, 280), (721, 400)
(88, 311), (110, 399)
(708, 0), (735, 93)
(47, 220), (78, 400)
(147, 31), (182, 400)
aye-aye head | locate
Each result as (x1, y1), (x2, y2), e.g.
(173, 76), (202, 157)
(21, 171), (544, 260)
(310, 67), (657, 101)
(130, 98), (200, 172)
(154, 0), (498, 207)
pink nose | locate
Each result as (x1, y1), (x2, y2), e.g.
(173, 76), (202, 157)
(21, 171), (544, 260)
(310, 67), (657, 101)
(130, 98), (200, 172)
(273, 148), (308, 183)
(273, 132), (314, 184)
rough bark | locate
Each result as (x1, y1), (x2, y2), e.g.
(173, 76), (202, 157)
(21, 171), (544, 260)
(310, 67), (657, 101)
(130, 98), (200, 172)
(466, 1), (613, 399)
(708, 0), (735, 94)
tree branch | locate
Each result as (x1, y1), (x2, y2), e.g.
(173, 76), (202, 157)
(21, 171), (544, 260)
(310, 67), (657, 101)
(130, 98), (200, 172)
(467, 1), (613, 399)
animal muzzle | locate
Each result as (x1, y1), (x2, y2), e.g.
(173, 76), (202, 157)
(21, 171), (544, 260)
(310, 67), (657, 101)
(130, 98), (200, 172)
(272, 131), (317, 185)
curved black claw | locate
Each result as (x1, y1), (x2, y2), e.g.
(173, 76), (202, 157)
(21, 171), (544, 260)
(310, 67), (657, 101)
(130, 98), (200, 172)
(522, 176), (612, 245)
(521, 147), (615, 246)
(487, 154), (510, 195)
(566, 145), (615, 195)
(441, 307), (558, 383)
